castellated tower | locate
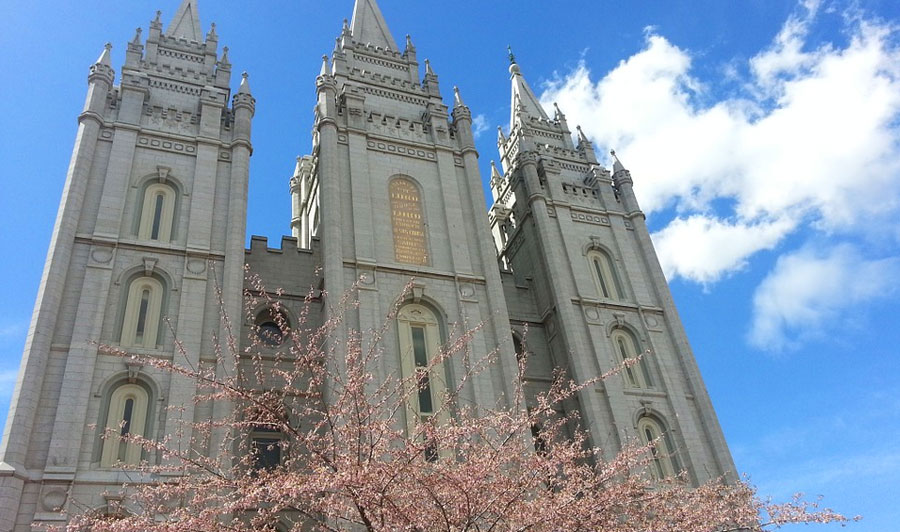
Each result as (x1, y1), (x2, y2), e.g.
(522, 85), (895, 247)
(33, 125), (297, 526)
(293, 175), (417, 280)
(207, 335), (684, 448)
(0, 1), (253, 528)
(489, 52), (734, 482)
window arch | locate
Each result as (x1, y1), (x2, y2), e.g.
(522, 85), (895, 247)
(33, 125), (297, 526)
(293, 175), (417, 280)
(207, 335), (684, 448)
(120, 276), (164, 348)
(587, 249), (624, 300)
(137, 182), (176, 242)
(100, 383), (151, 467)
(397, 303), (448, 441)
(637, 415), (681, 479)
(611, 328), (652, 389)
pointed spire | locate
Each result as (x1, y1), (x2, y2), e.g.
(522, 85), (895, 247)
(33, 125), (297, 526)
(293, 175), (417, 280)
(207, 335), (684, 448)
(206, 22), (217, 41)
(406, 34), (414, 51)
(342, 18), (351, 36)
(238, 71), (251, 94)
(497, 126), (507, 145)
(166, 0), (202, 41)
(96, 42), (113, 66)
(553, 102), (566, 120)
(577, 125), (590, 145)
(350, 0), (398, 50)
(453, 86), (466, 107)
(424, 59), (434, 76)
(611, 149), (626, 174)
(491, 160), (503, 181)
(220, 46), (230, 65)
(508, 51), (549, 128)
(151, 10), (162, 29)
(320, 55), (331, 77)
(131, 27), (142, 45)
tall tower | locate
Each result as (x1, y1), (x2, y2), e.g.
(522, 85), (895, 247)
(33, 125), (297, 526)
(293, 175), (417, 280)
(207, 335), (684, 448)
(288, 0), (520, 418)
(0, 2), (253, 528)
(490, 53), (734, 482)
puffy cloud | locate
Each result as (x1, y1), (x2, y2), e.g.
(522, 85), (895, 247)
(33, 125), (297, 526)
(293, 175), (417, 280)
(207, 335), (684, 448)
(540, 2), (900, 281)
(651, 215), (794, 284)
(749, 244), (900, 350)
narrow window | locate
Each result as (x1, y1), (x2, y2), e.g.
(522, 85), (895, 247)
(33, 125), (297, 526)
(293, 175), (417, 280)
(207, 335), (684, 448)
(588, 249), (624, 300)
(100, 384), (150, 467)
(612, 329), (652, 389)
(121, 276), (164, 348)
(637, 416), (681, 479)
(398, 304), (448, 457)
(150, 193), (164, 240)
(138, 183), (176, 242)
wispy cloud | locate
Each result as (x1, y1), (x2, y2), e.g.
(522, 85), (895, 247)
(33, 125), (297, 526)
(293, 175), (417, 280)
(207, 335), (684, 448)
(471, 114), (490, 139)
(749, 244), (900, 350)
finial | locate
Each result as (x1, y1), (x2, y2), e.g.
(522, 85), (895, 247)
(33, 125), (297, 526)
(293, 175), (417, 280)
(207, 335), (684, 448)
(154, 10), (162, 23)
(320, 55), (330, 77)
(610, 149), (617, 158)
(132, 27), (142, 45)
(508, 45), (520, 75)
(610, 149), (626, 173)
(497, 126), (507, 143)
(406, 34), (413, 49)
(208, 22), (217, 39)
(221, 46), (230, 63)
(424, 58), (434, 76)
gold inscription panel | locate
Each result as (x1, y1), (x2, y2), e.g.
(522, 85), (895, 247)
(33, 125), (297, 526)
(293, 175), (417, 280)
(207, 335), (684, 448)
(390, 178), (428, 265)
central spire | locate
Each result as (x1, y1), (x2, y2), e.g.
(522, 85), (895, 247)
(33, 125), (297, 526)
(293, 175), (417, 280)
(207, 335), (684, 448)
(508, 49), (550, 129)
(166, 0), (202, 41)
(350, 0), (399, 50)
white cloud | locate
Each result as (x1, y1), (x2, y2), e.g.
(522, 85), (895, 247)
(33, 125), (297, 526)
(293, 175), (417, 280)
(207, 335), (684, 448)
(651, 215), (794, 284)
(539, 3), (900, 284)
(471, 114), (489, 139)
(749, 244), (900, 350)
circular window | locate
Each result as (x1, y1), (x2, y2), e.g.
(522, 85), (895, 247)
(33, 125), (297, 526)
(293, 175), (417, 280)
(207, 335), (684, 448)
(257, 321), (284, 346)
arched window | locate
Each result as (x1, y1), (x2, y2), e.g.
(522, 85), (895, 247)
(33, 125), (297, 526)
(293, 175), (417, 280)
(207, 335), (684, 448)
(120, 276), (164, 348)
(637, 415), (681, 479)
(611, 329), (652, 389)
(587, 249), (624, 300)
(397, 303), (447, 445)
(100, 383), (150, 467)
(137, 183), (176, 242)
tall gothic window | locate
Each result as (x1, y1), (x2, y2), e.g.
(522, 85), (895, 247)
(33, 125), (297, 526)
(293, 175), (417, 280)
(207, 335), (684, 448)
(637, 415), (681, 479)
(587, 249), (624, 300)
(120, 276), (164, 348)
(137, 183), (176, 242)
(611, 329), (652, 389)
(100, 383), (150, 467)
(397, 303), (447, 451)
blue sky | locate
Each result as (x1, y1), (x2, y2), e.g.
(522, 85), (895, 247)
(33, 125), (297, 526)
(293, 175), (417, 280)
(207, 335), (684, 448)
(1, 0), (898, 529)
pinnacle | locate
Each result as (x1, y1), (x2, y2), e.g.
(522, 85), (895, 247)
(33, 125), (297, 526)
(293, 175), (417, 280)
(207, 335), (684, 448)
(96, 42), (113, 66)
(238, 71), (251, 94)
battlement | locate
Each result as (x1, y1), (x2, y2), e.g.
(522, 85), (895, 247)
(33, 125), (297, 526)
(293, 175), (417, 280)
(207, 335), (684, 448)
(246, 235), (313, 255)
